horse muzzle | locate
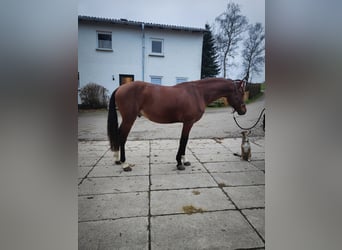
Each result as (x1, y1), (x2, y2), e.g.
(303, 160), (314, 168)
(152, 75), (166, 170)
(237, 104), (247, 115)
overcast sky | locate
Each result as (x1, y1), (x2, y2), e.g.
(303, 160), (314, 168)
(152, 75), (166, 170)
(78, 0), (265, 82)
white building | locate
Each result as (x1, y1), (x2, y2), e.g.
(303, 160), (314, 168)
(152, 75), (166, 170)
(78, 16), (205, 103)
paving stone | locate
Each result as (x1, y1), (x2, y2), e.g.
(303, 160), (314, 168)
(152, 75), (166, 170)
(79, 217), (148, 249)
(79, 176), (149, 195)
(242, 208), (265, 240)
(151, 162), (206, 175)
(89, 164), (149, 177)
(151, 139), (179, 150)
(78, 150), (107, 158)
(212, 171), (265, 186)
(204, 161), (259, 173)
(151, 211), (264, 249)
(251, 160), (265, 171)
(79, 192), (148, 221)
(224, 186), (265, 209)
(150, 153), (198, 165)
(96, 155), (150, 166)
(151, 188), (235, 216)
(151, 173), (217, 190)
(250, 143), (265, 153)
(250, 152), (265, 161)
(189, 147), (228, 156)
(195, 152), (239, 163)
(78, 167), (92, 179)
(78, 156), (100, 167)
(187, 139), (221, 149)
(220, 138), (241, 149)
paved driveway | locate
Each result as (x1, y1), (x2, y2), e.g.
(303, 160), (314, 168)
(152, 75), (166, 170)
(78, 95), (265, 249)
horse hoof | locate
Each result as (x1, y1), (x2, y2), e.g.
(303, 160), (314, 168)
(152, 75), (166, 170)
(184, 161), (191, 166)
(177, 164), (185, 170)
(115, 161), (121, 165)
(123, 166), (132, 172)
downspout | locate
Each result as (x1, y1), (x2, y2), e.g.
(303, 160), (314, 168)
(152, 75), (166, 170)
(141, 23), (145, 81)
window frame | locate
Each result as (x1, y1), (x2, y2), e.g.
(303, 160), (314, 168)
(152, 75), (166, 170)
(96, 31), (113, 51)
(149, 38), (164, 57)
(150, 75), (163, 85)
(176, 77), (188, 84)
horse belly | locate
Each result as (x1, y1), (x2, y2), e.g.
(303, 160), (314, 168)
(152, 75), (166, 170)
(140, 107), (180, 123)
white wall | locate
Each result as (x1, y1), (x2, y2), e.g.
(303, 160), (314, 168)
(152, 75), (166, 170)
(78, 22), (203, 102)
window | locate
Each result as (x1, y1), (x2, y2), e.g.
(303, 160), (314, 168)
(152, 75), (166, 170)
(150, 38), (164, 56)
(97, 31), (112, 51)
(176, 77), (188, 84)
(150, 76), (162, 85)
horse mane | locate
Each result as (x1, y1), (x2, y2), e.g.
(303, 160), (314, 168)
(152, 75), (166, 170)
(176, 77), (233, 87)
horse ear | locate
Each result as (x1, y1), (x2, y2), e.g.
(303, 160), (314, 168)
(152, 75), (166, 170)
(239, 80), (246, 91)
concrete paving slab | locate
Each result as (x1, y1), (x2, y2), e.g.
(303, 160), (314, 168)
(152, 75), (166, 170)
(224, 186), (265, 209)
(195, 152), (242, 163)
(242, 208), (265, 240)
(151, 211), (264, 249)
(220, 138), (241, 149)
(251, 160), (265, 171)
(88, 164), (149, 177)
(78, 167), (92, 179)
(78, 156), (100, 167)
(212, 171), (265, 186)
(250, 152), (265, 161)
(187, 139), (221, 149)
(78, 150), (107, 158)
(79, 192), (148, 221)
(151, 162), (206, 175)
(79, 217), (148, 249)
(79, 176), (149, 195)
(151, 188), (235, 216)
(150, 153), (198, 165)
(204, 161), (259, 173)
(96, 155), (150, 166)
(151, 173), (217, 190)
(189, 147), (229, 156)
(150, 139), (179, 150)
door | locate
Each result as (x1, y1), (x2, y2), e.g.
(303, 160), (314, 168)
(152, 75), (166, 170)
(119, 74), (134, 85)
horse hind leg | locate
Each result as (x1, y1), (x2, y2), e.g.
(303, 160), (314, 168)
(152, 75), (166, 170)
(118, 118), (136, 171)
(176, 122), (193, 170)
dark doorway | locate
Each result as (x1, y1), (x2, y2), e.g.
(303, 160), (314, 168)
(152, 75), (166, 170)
(119, 74), (134, 85)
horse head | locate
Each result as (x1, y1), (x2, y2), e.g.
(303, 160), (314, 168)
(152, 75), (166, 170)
(229, 80), (247, 115)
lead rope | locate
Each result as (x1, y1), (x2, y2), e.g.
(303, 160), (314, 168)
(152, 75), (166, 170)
(233, 108), (265, 130)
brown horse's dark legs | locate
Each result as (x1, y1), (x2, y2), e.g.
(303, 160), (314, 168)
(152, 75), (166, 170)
(176, 136), (188, 170)
(176, 123), (193, 170)
(118, 119), (136, 171)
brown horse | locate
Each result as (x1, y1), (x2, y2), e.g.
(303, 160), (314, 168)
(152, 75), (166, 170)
(107, 78), (247, 171)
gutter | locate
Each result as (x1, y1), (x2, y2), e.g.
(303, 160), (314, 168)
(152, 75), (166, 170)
(141, 23), (145, 81)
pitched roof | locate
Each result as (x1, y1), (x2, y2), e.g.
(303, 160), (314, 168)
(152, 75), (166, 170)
(78, 15), (205, 33)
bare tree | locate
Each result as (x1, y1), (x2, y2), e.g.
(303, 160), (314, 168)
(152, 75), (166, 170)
(241, 23), (265, 82)
(214, 2), (248, 78)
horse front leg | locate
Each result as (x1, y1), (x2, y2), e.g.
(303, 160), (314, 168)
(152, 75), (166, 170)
(176, 122), (193, 170)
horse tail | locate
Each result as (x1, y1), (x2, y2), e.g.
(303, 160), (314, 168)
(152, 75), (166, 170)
(107, 89), (119, 151)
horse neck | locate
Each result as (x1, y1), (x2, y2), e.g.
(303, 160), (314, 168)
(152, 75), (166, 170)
(198, 79), (234, 105)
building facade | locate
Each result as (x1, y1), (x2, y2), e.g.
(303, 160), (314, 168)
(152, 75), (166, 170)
(78, 16), (205, 103)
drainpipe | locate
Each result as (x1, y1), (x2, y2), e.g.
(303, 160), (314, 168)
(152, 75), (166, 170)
(141, 23), (145, 81)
